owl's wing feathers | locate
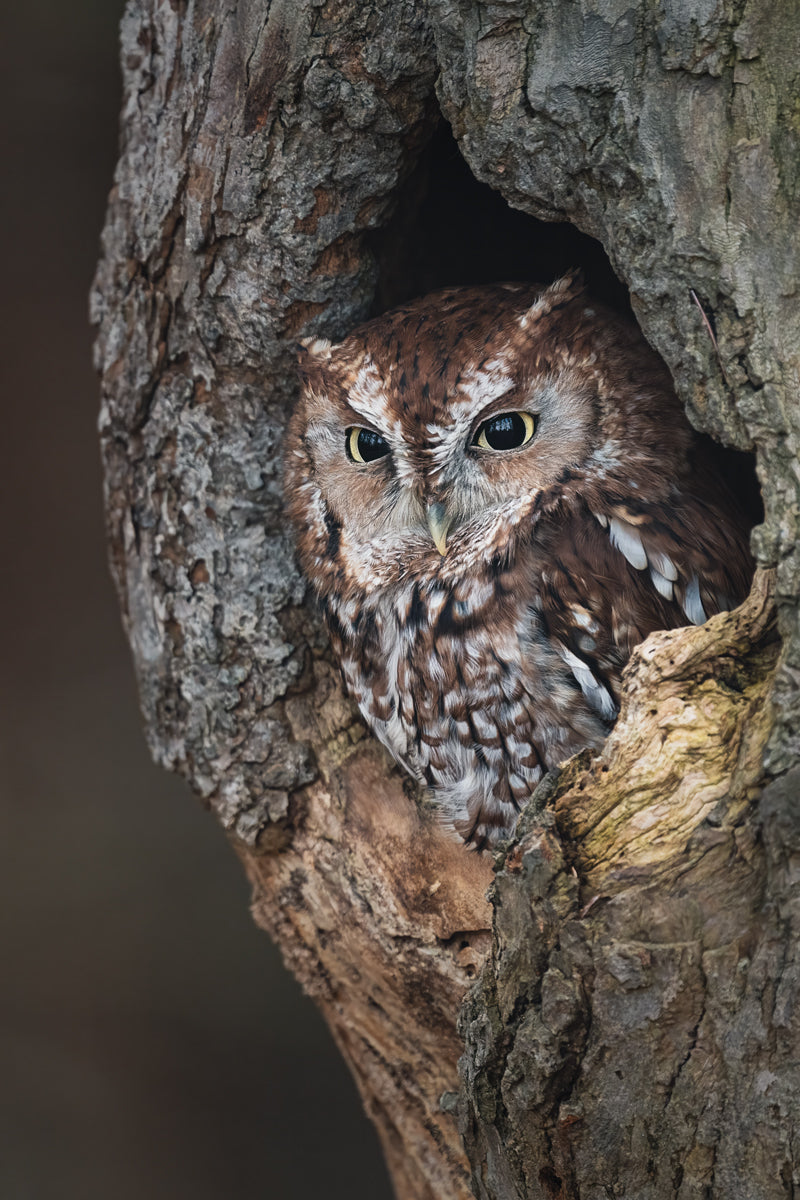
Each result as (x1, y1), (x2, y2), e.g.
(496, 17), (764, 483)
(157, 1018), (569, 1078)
(530, 491), (753, 715)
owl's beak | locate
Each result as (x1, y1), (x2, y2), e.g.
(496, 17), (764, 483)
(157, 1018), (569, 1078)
(426, 501), (452, 556)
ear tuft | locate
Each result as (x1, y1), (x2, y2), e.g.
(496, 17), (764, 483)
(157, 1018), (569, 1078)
(297, 336), (334, 360)
(547, 268), (585, 297)
(519, 270), (586, 331)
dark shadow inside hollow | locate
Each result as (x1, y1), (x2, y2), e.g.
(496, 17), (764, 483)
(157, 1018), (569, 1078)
(366, 121), (632, 315)
(366, 120), (763, 531)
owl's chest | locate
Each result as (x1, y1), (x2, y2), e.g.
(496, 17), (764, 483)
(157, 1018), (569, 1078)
(332, 578), (498, 724)
(365, 578), (520, 693)
(333, 573), (581, 767)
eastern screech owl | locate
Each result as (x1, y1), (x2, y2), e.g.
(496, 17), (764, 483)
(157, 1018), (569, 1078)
(284, 274), (753, 849)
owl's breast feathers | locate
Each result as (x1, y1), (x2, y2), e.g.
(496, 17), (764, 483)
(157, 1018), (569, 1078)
(323, 557), (608, 849)
(321, 478), (751, 849)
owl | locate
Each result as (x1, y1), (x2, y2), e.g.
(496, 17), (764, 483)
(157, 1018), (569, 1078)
(284, 274), (753, 849)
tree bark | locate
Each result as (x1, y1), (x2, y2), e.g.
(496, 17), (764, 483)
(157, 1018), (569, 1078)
(93, 2), (799, 1198)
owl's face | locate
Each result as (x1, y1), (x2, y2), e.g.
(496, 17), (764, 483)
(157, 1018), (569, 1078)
(286, 278), (637, 592)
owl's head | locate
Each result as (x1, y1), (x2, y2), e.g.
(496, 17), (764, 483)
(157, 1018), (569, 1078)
(284, 274), (682, 596)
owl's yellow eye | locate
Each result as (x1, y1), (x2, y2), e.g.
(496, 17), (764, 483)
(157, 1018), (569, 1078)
(346, 427), (390, 463)
(473, 411), (536, 452)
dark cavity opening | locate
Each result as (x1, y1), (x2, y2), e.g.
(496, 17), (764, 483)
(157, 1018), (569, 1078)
(367, 121), (762, 530)
(367, 122), (631, 315)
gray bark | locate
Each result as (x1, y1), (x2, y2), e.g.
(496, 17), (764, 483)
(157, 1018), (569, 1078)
(93, 1), (799, 1197)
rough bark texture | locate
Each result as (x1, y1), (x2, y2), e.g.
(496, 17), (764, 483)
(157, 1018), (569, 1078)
(459, 571), (784, 1198)
(93, 1), (799, 1198)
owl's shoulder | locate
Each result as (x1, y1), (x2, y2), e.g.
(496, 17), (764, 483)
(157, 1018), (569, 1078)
(526, 480), (752, 693)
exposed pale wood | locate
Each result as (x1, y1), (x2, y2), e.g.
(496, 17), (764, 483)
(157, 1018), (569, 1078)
(557, 567), (776, 888)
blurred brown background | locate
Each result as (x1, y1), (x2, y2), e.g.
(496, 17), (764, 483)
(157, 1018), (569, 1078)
(0, 3), (391, 1196)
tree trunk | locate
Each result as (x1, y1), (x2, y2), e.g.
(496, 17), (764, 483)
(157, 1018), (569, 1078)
(93, 2), (799, 1198)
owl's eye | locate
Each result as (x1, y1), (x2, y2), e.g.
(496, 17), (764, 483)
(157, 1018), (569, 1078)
(473, 411), (537, 452)
(346, 427), (390, 464)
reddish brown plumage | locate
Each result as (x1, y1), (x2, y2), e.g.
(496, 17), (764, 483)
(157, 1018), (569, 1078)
(284, 275), (754, 848)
